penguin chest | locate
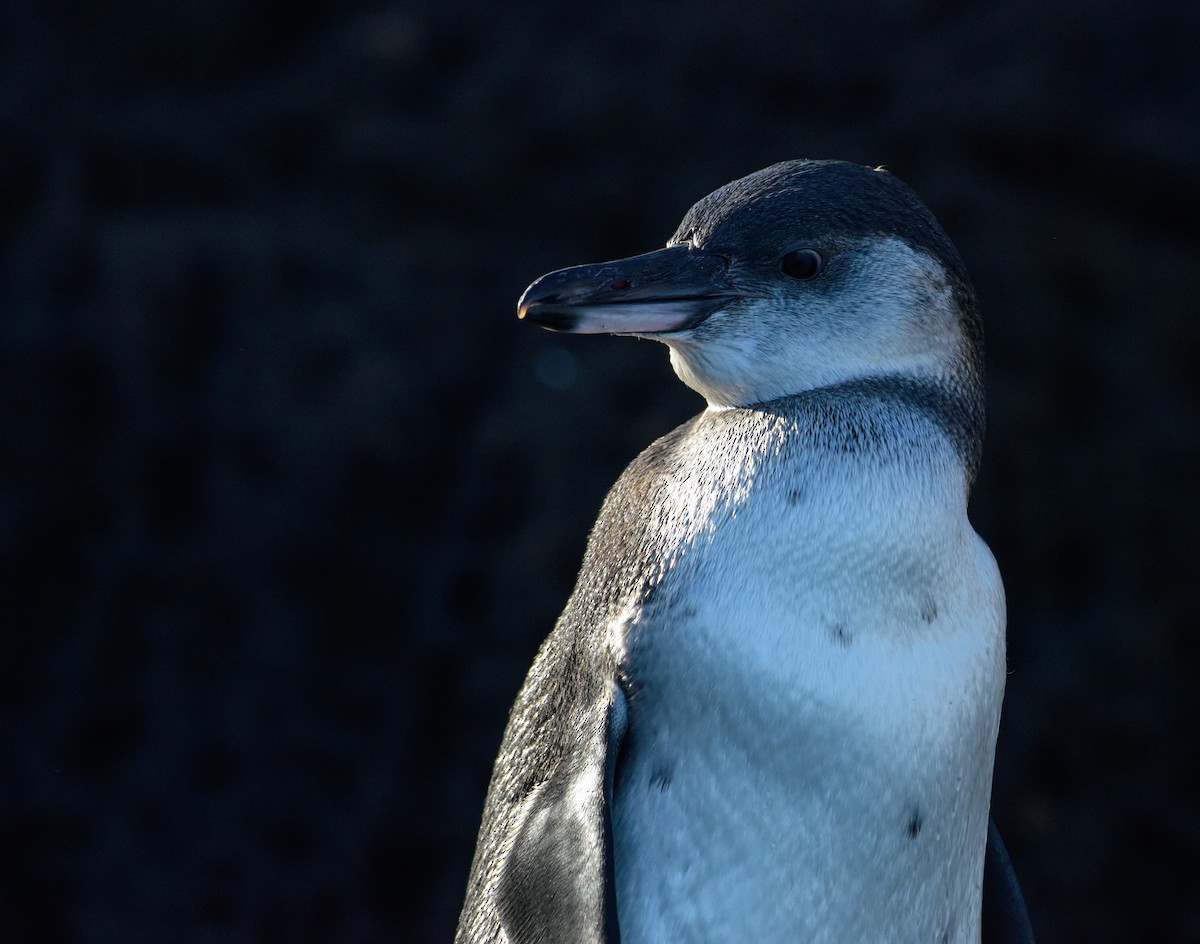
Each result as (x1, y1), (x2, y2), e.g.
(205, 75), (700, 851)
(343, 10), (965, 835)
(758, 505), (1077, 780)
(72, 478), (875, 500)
(609, 485), (1006, 944)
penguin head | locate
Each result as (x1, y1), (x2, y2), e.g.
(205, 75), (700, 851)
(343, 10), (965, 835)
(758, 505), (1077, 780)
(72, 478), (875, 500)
(518, 160), (982, 409)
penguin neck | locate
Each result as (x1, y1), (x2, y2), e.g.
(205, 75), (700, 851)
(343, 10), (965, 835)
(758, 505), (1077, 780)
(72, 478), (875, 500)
(752, 371), (986, 487)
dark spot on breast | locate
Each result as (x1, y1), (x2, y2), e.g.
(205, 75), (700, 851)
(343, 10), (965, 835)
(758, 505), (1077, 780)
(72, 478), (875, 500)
(786, 487), (805, 506)
(829, 622), (853, 648)
(920, 600), (938, 623)
(649, 768), (672, 792)
(906, 809), (922, 838)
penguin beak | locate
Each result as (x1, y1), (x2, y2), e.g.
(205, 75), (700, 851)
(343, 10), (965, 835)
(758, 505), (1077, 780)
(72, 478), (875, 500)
(517, 244), (739, 334)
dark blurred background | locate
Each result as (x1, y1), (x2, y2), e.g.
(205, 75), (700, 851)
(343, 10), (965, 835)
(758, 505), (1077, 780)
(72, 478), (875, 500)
(2, 1), (1197, 941)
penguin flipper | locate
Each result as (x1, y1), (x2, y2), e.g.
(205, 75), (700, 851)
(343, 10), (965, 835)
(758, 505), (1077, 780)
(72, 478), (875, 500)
(495, 681), (628, 944)
(982, 818), (1036, 944)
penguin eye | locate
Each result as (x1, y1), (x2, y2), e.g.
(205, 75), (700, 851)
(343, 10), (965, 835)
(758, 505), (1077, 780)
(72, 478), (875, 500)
(778, 247), (823, 280)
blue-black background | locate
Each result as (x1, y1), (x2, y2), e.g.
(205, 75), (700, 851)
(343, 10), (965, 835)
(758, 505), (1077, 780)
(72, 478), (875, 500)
(3, 2), (1197, 941)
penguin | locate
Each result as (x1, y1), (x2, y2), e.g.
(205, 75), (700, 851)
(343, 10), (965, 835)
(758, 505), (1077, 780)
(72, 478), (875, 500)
(456, 160), (1034, 944)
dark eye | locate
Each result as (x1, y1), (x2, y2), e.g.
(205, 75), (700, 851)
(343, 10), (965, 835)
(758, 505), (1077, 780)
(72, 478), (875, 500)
(779, 247), (823, 280)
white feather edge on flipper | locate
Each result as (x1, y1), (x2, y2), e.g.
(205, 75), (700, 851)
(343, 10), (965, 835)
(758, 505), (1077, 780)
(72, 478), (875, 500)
(495, 681), (628, 944)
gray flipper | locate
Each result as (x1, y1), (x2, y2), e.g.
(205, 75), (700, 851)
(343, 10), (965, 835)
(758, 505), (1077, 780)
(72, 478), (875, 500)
(457, 424), (698, 944)
(494, 683), (627, 944)
(982, 818), (1036, 944)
